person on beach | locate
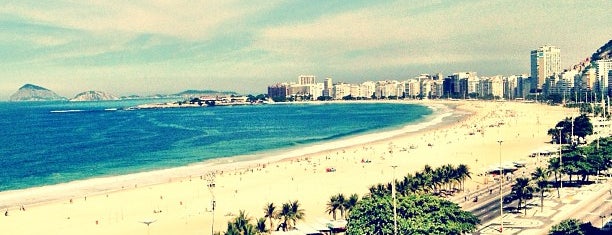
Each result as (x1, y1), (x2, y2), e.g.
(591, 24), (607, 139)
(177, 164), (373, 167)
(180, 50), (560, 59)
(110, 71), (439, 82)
(4, 210), (7, 216)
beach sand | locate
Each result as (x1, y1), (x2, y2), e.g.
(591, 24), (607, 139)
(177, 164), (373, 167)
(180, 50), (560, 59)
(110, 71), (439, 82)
(0, 100), (575, 235)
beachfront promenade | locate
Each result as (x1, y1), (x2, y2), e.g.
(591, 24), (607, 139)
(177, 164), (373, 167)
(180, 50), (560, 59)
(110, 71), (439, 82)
(0, 100), (585, 234)
(475, 180), (611, 234)
(451, 156), (611, 234)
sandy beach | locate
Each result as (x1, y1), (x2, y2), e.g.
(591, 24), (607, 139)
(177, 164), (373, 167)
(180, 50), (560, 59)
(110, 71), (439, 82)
(0, 100), (575, 235)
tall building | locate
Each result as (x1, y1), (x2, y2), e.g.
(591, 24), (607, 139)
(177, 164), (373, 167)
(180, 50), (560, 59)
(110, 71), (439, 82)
(323, 77), (333, 97)
(581, 67), (597, 91)
(531, 45), (561, 91)
(298, 75), (316, 85)
(596, 59), (612, 95)
(267, 83), (289, 99)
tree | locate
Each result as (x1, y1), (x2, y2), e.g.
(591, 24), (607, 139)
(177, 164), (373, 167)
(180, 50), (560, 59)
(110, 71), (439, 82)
(547, 115), (593, 145)
(546, 93), (564, 104)
(367, 164), (473, 197)
(455, 164), (472, 191)
(549, 218), (584, 235)
(572, 114), (593, 140)
(225, 210), (258, 235)
(548, 157), (562, 198)
(327, 193), (358, 220)
(548, 118), (572, 144)
(346, 194), (479, 234)
(368, 183), (391, 198)
(288, 200), (305, 228)
(262, 202), (277, 232)
(511, 177), (535, 215)
(344, 193), (360, 218)
(278, 203), (291, 231)
(531, 167), (550, 212)
(325, 194), (340, 220)
(279, 200), (305, 230)
(255, 218), (266, 234)
(335, 194), (347, 219)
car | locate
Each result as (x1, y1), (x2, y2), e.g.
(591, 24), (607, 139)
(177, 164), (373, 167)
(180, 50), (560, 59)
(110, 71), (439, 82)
(503, 194), (516, 203)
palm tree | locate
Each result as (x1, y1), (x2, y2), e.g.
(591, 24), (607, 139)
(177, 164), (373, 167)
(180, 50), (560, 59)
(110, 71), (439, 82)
(446, 164), (461, 191)
(421, 165), (435, 192)
(456, 164), (472, 191)
(288, 200), (305, 228)
(396, 175), (410, 196)
(432, 167), (445, 192)
(344, 193), (359, 218)
(432, 164), (454, 192)
(401, 173), (421, 194)
(263, 202), (277, 232)
(413, 171), (431, 193)
(278, 203), (291, 231)
(512, 177), (535, 215)
(325, 194), (340, 220)
(225, 210), (258, 235)
(368, 183), (391, 197)
(279, 200), (305, 230)
(336, 194), (347, 219)
(531, 167), (550, 212)
(255, 217), (267, 234)
(548, 157), (562, 198)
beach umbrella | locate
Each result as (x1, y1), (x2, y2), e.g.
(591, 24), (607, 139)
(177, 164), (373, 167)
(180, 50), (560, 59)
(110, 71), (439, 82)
(140, 219), (157, 235)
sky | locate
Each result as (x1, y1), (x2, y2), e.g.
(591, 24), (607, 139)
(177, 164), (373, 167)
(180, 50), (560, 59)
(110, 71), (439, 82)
(0, 0), (610, 99)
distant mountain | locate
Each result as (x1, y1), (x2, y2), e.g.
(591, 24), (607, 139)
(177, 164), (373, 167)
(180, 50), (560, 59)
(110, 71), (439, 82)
(570, 40), (612, 72)
(70, 91), (120, 102)
(175, 89), (238, 97)
(591, 39), (612, 61)
(9, 84), (66, 102)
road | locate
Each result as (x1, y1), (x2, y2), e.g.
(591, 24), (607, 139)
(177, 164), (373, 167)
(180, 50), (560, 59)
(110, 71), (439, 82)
(578, 191), (612, 229)
(469, 180), (612, 234)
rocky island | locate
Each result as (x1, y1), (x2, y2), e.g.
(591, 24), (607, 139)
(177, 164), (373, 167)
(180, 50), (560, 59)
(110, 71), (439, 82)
(9, 84), (66, 102)
(70, 91), (120, 102)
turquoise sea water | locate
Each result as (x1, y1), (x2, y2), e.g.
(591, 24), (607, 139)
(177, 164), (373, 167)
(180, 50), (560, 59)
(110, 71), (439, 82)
(0, 100), (432, 192)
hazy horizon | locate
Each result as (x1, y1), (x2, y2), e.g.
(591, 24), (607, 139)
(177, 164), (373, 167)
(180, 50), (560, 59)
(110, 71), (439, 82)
(1, 1), (610, 99)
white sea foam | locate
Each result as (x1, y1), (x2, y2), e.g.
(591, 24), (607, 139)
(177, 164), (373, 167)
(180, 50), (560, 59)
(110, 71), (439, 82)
(50, 109), (85, 113)
(248, 103), (456, 163)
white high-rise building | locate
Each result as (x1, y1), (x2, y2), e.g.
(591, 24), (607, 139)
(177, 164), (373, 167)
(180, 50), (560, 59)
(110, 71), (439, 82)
(490, 76), (504, 98)
(506, 75), (518, 99)
(360, 81), (376, 98)
(332, 82), (351, 100)
(405, 79), (420, 98)
(531, 45), (561, 91)
(298, 75), (316, 85)
(596, 59), (612, 95)
(581, 67), (597, 91)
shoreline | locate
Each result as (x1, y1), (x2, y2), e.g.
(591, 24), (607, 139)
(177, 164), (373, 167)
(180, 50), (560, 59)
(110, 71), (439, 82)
(0, 100), (458, 210)
(0, 100), (576, 235)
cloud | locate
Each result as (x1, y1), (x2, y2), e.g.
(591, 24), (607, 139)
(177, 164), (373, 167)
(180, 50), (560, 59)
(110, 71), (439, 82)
(254, 0), (611, 74)
(0, 0), (610, 98)
(2, 0), (280, 40)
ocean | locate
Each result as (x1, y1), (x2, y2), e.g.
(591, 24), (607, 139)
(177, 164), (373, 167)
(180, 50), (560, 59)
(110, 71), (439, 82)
(0, 100), (432, 192)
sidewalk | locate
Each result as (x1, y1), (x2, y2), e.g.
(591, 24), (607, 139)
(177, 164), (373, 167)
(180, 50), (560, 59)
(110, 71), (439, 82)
(476, 181), (612, 234)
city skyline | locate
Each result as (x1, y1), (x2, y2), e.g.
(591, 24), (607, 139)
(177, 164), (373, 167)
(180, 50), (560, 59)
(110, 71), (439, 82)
(1, 1), (610, 99)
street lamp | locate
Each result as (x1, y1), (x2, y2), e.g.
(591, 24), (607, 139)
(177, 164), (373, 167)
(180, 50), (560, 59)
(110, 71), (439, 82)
(497, 140), (503, 233)
(556, 126), (563, 192)
(391, 165), (398, 235)
(206, 173), (216, 235)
